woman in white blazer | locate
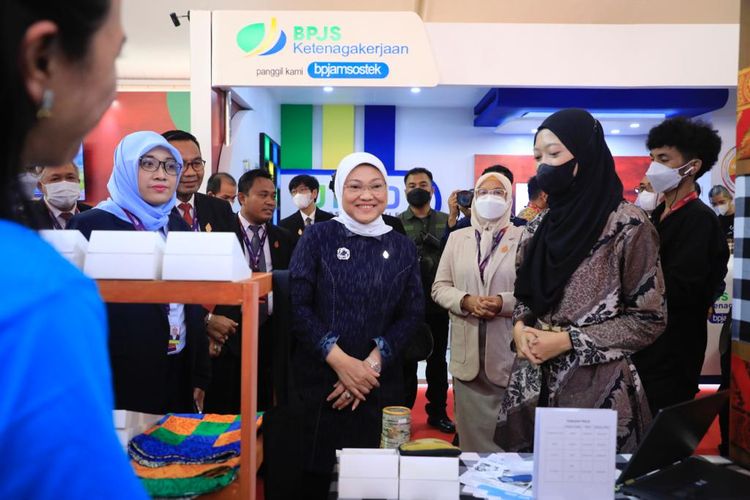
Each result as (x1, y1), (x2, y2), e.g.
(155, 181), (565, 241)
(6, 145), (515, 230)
(432, 171), (522, 452)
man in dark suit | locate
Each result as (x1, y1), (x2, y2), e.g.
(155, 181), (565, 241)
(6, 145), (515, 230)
(163, 130), (236, 233)
(28, 162), (91, 229)
(279, 174), (334, 240)
(205, 169), (296, 413)
(163, 130), (241, 360)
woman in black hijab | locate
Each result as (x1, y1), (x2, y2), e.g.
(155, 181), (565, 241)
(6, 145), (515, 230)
(494, 109), (667, 453)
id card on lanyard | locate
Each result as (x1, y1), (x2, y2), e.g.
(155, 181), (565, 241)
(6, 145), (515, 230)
(475, 228), (507, 285)
(124, 209), (183, 354)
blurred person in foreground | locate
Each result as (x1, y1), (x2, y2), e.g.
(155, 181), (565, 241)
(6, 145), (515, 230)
(0, 0), (147, 497)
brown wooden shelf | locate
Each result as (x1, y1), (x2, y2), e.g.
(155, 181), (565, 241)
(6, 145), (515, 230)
(96, 273), (272, 500)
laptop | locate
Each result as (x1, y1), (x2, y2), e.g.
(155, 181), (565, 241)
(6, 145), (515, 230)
(617, 390), (750, 498)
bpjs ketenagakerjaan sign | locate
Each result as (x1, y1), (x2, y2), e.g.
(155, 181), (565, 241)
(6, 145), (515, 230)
(212, 11), (439, 87)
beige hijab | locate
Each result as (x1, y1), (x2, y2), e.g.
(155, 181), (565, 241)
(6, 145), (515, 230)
(470, 172), (514, 267)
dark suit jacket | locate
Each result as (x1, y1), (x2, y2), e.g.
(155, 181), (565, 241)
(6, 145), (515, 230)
(27, 199), (92, 229)
(192, 192), (236, 232)
(209, 217), (296, 411)
(218, 217), (297, 356)
(67, 208), (210, 414)
(279, 207), (335, 240)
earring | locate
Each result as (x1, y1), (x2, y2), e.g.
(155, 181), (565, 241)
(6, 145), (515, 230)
(36, 89), (54, 119)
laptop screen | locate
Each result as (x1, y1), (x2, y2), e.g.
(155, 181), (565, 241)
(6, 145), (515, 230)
(617, 391), (728, 484)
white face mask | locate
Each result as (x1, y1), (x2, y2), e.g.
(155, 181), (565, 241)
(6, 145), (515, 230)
(645, 160), (694, 193)
(714, 203), (729, 216)
(44, 181), (80, 210)
(18, 172), (39, 199)
(635, 191), (659, 212)
(292, 192), (313, 210)
(474, 195), (508, 220)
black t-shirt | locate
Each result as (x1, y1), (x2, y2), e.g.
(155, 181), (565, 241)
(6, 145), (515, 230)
(717, 214), (734, 242)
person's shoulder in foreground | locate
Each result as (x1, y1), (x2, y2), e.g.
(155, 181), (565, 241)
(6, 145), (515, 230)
(0, 221), (147, 499)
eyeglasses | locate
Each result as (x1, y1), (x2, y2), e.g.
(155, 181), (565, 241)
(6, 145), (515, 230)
(476, 188), (507, 197)
(184, 159), (206, 172)
(139, 155), (180, 176)
(344, 182), (387, 195)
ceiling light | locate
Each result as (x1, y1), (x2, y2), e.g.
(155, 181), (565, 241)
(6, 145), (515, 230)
(629, 123), (640, 128)
(531, 128), (538, 133)
(323, 86), (334, 93)
(410, 87), (421, 94)
(610, 129), (621, 134)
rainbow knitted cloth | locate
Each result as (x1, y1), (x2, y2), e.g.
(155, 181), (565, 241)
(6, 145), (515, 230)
(129, 414), (243, 468)
(128, 413), (264, 497)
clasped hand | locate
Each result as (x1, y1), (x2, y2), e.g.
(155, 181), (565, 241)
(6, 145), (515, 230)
(326, 345), (381, 411)
(462, 295), (503, 320)
(513, 321), (572, 366)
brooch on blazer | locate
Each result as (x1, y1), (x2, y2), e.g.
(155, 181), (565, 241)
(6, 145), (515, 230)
(205, 223), (213, 233)
(298, 228), (303, 236)
(337, 247), (351, 260)
(274, 240), (280, 249)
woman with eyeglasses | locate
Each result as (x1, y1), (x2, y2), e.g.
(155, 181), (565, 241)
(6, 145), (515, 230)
(282, 152), (423, 498)
(69, 131), (210, 414)
(494, 109), (666, 453)
(431, 171), (523, 452)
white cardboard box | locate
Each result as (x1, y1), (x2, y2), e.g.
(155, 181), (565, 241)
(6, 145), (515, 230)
(400, 456), (459, 481)
(162, 232), (251, 281)
(339, 448), (400, 479)
(39, 229), (88, 270)
(338, 478), (399, 500)
(84, 230), (165, 280)
(113, 410), (162, 449)
(399, 479), (459, 500)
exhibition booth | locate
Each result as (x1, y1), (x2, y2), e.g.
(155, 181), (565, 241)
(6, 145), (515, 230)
(69, 8), (749, 498)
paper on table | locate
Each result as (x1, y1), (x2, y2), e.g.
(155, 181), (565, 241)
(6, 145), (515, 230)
(460, 454), (533, 499)
(533, 407), (617, 500)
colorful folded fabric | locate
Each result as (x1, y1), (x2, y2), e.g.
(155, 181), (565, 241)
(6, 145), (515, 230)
(131, 456), (241, 479)
(129, 414), (242, 468)
(139, 466), (237, 498)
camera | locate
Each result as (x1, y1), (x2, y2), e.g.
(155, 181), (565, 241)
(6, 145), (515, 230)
(457, 190), (473, 208)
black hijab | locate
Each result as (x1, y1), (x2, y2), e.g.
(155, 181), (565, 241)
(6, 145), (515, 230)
(514, 109), (624, 319)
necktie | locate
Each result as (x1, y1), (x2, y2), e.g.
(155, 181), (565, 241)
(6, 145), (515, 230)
(179, 202), (193, 226)
(248, 224), (269, 323)
(305, 217), (312, 227)
(248, 225), (267, 272)
(60, 212), (73, 229)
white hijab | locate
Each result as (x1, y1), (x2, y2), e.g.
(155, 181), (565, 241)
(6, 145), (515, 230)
(333, 152), (393, 237)
(470, 172), (513, 261)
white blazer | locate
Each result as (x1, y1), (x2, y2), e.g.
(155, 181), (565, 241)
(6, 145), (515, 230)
(432, 224), (522, 386)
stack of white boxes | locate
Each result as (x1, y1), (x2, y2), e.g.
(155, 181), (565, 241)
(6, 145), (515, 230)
(338, 449), (460, 499)
(399, 455), (460, 500)
(39, 229), (89, 270)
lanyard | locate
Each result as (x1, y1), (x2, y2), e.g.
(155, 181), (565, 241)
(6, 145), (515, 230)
(669, 191), (698, 214)
(123, 208), (147, 231)
(185, 204), (200, 232)
(240, 223), (268, 271)
(475, 227), (507, 284)
(123, 208), (169, 315)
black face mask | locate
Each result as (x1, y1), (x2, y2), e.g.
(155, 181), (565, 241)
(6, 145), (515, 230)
(536, 157), (577, 195)
(407, 188), (431, 207)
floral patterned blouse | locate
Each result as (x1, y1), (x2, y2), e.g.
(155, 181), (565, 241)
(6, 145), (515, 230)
(494, 201), (667, 453)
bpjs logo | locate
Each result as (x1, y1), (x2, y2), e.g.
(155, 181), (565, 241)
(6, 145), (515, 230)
(237, 21), (342, 56)
(236, 18), (287, 56)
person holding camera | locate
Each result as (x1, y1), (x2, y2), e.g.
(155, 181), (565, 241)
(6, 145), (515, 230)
(398, 167), (455, 433)
(442, 165), (524, 247)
